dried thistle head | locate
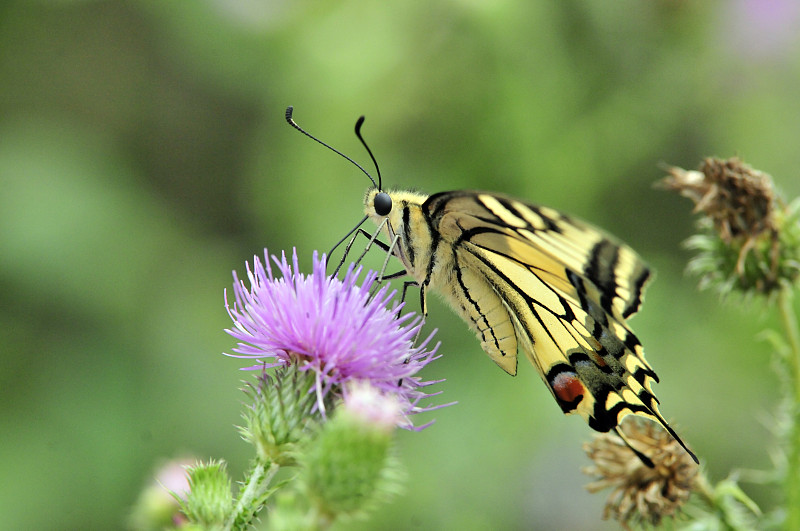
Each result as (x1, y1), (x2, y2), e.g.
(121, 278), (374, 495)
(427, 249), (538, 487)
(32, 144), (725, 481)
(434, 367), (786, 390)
(660, 157), (800, 296)
(662, 157), (776, 243)
(583, 419), (698, 528)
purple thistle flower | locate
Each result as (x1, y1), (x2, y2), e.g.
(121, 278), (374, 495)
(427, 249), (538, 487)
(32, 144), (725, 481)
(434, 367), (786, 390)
(225, 248), (448, 429)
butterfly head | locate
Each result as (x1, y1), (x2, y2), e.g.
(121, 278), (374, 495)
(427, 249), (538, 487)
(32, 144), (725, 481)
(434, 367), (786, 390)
(373, 190), (393, 216)
(364, 188), (394, 225)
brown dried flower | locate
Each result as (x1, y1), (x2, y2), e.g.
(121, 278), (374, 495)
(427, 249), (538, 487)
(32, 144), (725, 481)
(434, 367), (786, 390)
(661, 157), (777, 244)
(583, 419), (697, 528)
(659, 157), (800, 295)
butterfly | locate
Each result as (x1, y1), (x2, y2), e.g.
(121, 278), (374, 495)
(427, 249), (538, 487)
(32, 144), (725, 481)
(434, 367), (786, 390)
(285, 106), (698, 466)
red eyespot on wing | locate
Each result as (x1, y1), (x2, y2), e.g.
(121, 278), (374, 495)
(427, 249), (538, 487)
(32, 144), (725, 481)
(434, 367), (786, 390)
(551, 371), (585, 411)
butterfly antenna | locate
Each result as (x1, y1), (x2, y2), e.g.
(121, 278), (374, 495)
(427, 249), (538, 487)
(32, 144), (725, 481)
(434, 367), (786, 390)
(285, 106), (377, 188)
(354, 116), (383, 191)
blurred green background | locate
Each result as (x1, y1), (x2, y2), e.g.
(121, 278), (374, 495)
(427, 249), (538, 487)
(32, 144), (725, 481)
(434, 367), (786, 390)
(2, 0), (799, 529)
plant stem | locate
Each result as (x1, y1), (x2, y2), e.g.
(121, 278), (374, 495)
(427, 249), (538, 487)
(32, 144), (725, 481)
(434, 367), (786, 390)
(693, 470), (716, 509)
(225, 460), (280, 531)
(778, 288), (800, 531)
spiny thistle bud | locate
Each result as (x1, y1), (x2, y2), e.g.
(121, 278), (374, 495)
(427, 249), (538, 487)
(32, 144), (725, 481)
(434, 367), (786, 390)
(180, 461), (232, 529)
(660, 157), (800, 296)
(239, 365), (320, 466)
(302, 383), (405, 521)
(583, 419), (698, 527)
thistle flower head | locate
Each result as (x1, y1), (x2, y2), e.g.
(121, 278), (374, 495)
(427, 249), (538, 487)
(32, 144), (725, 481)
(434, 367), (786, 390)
(583, 419), (698, 527)
(660, 157), (800, 296)
(225, 248), (446, 429)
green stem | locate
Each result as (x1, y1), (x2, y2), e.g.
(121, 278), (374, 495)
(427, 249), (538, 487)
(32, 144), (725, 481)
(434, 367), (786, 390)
(693, 470), (716, 510)
(778, 288), (800, 531)
(225, 460), (280, 531)
(693, 472), (761, 530)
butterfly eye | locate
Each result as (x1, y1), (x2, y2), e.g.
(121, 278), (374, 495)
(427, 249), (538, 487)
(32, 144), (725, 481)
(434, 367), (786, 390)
(374, 192), (392, 216)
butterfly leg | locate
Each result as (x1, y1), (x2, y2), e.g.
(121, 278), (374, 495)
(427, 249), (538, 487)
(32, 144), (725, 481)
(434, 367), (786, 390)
(351, 219), (394, 269)
(332, 226), (391, 277)
(375, 233), (401, 282)
(402, 281), (427, 351)
(399, 279), (420, 306)
(327, 214), (368, 273)
(380, 270), (410, 280)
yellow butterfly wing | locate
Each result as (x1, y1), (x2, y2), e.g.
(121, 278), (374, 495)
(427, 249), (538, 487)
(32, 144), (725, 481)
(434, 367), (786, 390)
(422, 191), (694, 460)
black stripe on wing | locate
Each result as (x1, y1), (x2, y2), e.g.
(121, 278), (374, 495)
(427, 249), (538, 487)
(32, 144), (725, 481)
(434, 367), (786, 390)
(497, 197), (562, 232)
(585, 239), (620, 316)
(624, 265), (651, 319)
(453, 255), (503, 353)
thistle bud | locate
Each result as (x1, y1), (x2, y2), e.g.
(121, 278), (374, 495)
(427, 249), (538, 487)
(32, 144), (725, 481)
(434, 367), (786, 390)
(302, 383), (405, 521)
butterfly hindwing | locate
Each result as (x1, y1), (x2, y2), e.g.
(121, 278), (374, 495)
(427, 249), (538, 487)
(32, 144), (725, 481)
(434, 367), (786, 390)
(446, 256), (520, 375)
